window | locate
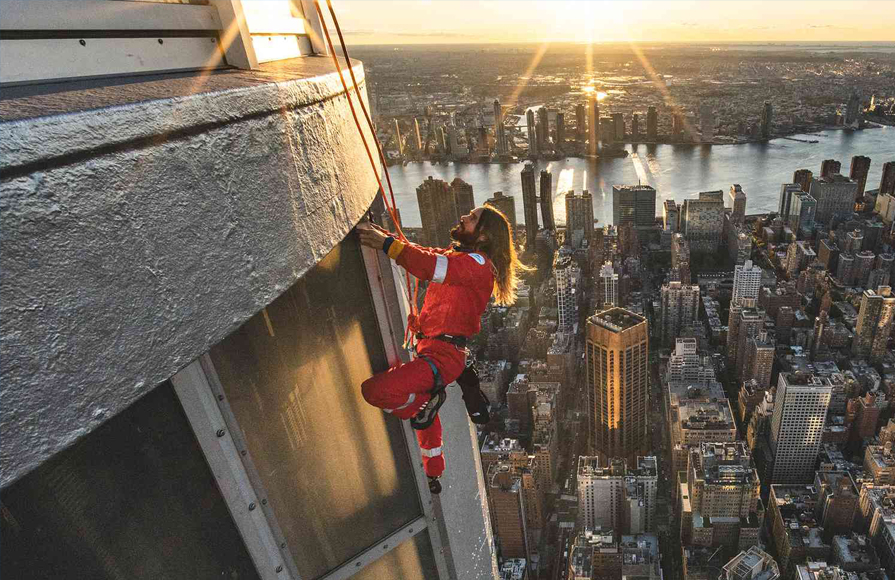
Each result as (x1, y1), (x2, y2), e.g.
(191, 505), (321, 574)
(1, 381), (258, 579)
(206, 236), (422, 579)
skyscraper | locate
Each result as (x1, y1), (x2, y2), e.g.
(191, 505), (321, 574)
(733, 260), (762, 303)
(393, 119), (404, 156)
(521, 163), (539, 252)
(600, 261), (619, 308)
(588, 97), (600, 154)
(735, 306), (766, 382)
(850, 155), (871, 197)
(537, 107), (549, 150)
(555, 112), (565, 147)
(820, 159), (842, 179)
(612, 112), (625, 141)
(881, 162), (895, 196)
(487, 464), (529, 560)
(845, 91), (862, 126)
(485, 191), (517, 231)
(853, 286), (895, 362)
(810, 175), (858, 225)
(613, 185), (658, 228)
(646, 106), (658, 141)
(729, 184), (747, 224)
(555, 254), (580, 332)
(793, 169), (813, 193)
(769, 372), (832, 484)
(540, 169), (555, 230)
(493, 99), (508, 156)
(526, 109), (538, 157)
(778, 183), (802, 221)
(565, 190), (595, 240)
(660, 281), (700, 347)
(742, 331), (775, 387)
(727, 297), (756, 368)
(586, 308), (649, 465)
(576, 103), (587, 142)
(416, 176), (473, 247)
(681, 190), (725, 253)
(631, 113), (640, 140)
(413, 118), (423, 152)
(789, 192), (817, 236)
(700, 104), (715, 143)
(577, 456), (657, 533)
(760, 102), (772, 140)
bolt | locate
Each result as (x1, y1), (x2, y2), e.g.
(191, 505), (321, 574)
(356, 562), (362, 567)
(261, 499), (267, 505)
(276, 566), (283, 573)
(79, 39), (86, 46)
(248, 502), (256, 511)
(383, 544), (388, 550)
(218, 395), (224, 401)
(158, 38), (164, 45)
(241, 450), (247, 456)
(281, 542), (287, 549)
(216, 429), (225, 437)
(211, 37), (217, 43)
(408, 528), (414, 533)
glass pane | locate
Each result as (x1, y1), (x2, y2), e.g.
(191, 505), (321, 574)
(1, 381), (260, 580)
(208, 236), (422, 579)
(350, 531), (439, 580)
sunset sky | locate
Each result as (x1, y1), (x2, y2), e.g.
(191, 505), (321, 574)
(323, 1), (895, 44)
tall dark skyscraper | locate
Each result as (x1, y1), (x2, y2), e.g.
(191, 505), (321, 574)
(521, 163), (539, 252)
(588, 98), (600, 154)
(821, 159), (841, 179)
(576, 103), (587, 142)
(526, 109), (538, 157)
(646, 106), (658, 141)
(555, 112), (565, 147)
(760, 102), (772, 140)
(850, 155), (871, 197)
(881, 162), (895, 196)
(539, 169), (555, 231)
(537, 107), (549, 150)
(631, 114), (640, 140)
(794, 169), (813, 193)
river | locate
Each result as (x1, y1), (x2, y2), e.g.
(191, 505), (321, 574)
(381, 127), (895, 228)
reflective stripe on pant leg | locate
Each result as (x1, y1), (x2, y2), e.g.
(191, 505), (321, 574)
(382, 393), (417, 413)
(417, 414), (444, 477)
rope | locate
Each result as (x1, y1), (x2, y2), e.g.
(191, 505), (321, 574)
(314, 0), (420, 347)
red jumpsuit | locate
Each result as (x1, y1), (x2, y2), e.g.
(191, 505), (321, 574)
(361, 237), (494, 478)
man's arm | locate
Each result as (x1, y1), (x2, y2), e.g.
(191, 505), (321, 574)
(386, 238), (492, 287)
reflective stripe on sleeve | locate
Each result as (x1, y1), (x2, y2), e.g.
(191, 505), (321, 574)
(433, 255), (448, 283)
(420, 446), (443, 458)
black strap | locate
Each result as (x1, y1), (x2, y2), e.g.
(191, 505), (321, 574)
(416, 332), (470, 348)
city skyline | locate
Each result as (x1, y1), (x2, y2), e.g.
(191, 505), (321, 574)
(325, 1), (895, 44)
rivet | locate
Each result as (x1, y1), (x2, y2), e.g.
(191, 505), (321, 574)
(158, 38), (164, 45)
(241, 450), (247, 456)
(281, 542), (287, 549)
(408, 528), (414, 533)
(356, 562), (362, 567)
(383, 544), (389, 550)
(211, 37), (217, 43)
(249, 502), (256, 511)
(262, 499), (268, 505)
(276, 565), (283, 573)
(79, 39), (86, 46)
(218, 395), (224, 401)
(216, 429), (225, 437)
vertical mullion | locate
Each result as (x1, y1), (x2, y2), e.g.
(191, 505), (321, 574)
(171, 360), (296, 580)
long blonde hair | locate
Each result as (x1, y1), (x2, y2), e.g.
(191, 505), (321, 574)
(474, 206), (534, 306)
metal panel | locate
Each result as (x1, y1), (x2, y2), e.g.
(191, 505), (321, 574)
(316, 517), (428, 580)
(172, 362), (294, 580)
(209, 0), (259, 69)
(0, 0), (222, 31)
(0, 36), (225, 84)
(251, 34), (306, 63)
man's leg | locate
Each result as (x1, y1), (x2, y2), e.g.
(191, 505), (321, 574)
(360, 359), (434, 419)
(416, 414), (444, 478)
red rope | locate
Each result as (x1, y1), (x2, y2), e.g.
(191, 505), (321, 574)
(313, 0), (420, 346)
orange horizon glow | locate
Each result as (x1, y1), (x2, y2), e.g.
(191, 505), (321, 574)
(322, 0), (895, 45)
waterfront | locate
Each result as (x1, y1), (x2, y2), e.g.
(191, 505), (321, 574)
(383, 127), (895, 228)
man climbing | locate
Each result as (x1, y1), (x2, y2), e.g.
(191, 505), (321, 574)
(357, 206), (529, 494)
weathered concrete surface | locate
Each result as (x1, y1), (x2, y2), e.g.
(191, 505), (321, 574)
(1, 57), (378, 488)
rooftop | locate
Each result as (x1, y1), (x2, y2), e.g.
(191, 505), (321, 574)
(589, 308), (646, 332)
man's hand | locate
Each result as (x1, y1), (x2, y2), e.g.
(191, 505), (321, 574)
(357, 221), (390, 249)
